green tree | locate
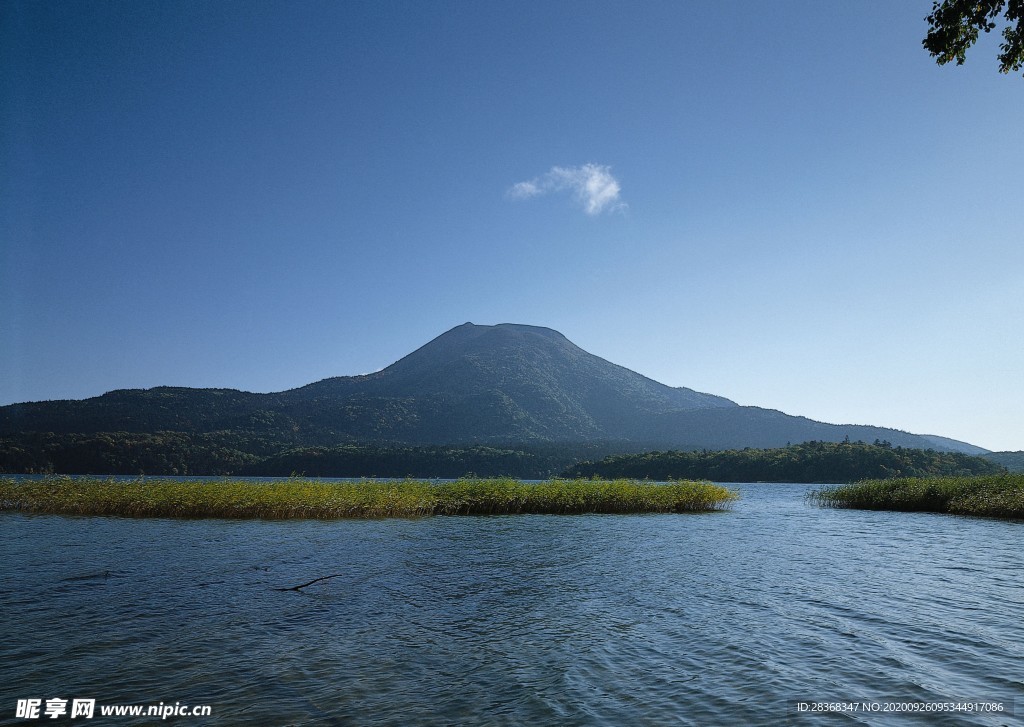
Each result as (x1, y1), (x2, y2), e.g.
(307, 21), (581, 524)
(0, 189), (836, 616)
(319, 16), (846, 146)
(923, 0), (1024, 74)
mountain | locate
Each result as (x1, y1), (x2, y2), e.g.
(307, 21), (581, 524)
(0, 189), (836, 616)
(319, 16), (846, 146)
(0, 323), (985, 471)
(283, 323), (736, 443)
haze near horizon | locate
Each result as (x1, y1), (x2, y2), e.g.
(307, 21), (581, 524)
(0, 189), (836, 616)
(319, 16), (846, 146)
(2, 1), (1022, 451)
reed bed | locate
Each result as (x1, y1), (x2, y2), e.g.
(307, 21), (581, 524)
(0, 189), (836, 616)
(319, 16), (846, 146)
(811, 473), (1024, 520)
(0, 476), (737, 520)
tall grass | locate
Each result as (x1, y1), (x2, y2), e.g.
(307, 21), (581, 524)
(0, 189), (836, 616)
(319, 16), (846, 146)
(811, 474), (1024, 519)
(0, 476), (737, 520)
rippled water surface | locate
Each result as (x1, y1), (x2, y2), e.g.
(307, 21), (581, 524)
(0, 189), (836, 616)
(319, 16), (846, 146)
(2, 483), (1022, 725)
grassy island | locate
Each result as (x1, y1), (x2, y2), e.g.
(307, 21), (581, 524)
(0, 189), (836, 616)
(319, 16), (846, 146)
(811, 474), (1024, 520)
(0, 476), (737, 520)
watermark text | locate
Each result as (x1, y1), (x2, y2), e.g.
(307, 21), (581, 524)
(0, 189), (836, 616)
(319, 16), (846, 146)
(15, 698), (211, 720)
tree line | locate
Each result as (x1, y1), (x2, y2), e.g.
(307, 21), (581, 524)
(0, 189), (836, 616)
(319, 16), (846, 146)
(0, 432), (1007, 482)
(0, 431), (623, 478)
(562, 440), (1005, 483)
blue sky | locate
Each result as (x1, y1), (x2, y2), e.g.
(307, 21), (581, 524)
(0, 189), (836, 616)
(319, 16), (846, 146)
(2, 1), (1022, 451)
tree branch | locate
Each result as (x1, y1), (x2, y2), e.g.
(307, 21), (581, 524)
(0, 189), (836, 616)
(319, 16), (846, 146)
(274, 573), (346, 592)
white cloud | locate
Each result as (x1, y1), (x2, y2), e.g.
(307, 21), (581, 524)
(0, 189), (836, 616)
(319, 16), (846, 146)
(508, 180), (541, 199)
(508, 163), (625, 215)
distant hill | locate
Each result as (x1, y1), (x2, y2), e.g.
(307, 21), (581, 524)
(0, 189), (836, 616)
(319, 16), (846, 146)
(0, 322), (986, 474)
(919, 434), (990, 456)
(983, 451), (1024, 473)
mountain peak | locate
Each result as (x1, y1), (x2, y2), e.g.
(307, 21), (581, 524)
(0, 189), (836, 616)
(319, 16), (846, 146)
(449, 321), (568, 339)
(385, 322), (574, 377)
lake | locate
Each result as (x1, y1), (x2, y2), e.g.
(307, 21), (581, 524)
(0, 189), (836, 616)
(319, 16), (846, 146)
(1, 482), (1021, 725)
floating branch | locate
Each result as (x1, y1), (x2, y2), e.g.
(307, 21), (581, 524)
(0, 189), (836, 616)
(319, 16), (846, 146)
(275, 574), (346, 592)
